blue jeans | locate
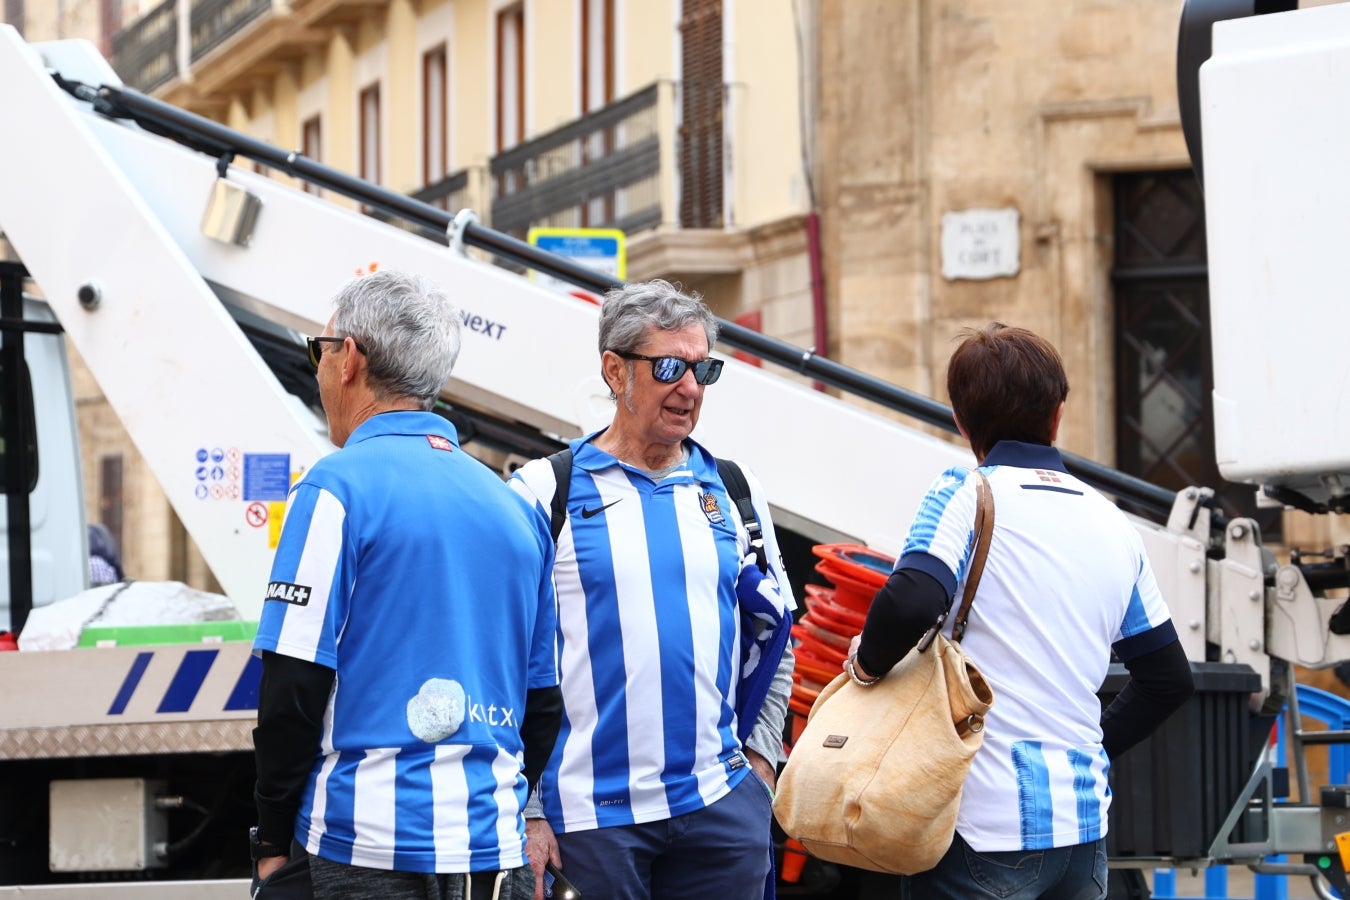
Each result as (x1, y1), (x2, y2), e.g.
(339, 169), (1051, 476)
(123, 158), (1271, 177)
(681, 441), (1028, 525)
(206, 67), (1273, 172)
(552, 771), (774, 900)
(900, 832), (1107, 900)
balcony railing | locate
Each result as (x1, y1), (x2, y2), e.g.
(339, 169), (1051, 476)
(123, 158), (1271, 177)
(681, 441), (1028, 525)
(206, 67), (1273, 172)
(111, 0), (273, 93)
(191, 0), (270, 62)
(414, 168), (473, 217)
(369, 168), (487, 244)
(491, 84), (664, 239)
(110, 0), (178, 93)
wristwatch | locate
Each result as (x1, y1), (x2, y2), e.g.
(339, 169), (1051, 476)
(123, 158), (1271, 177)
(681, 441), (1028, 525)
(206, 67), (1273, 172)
(249, 826), (289, 862)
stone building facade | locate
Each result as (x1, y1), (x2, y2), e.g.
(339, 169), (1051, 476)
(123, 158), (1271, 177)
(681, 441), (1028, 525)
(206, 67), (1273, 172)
(814, 0), (1344, 550)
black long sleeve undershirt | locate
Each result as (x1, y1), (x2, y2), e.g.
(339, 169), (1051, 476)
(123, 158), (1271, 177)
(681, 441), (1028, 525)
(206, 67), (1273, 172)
(854, 568), (950, 678)
(521, 685), (563, 789)
(253, 651), (334, 848)
(1100, 639), (1195, 759)
(253, 653), (565, 849)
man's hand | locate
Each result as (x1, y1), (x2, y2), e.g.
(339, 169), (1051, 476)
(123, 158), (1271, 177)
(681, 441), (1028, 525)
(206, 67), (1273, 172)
(745, 747), (777, 794)
(525, 818), (561, 900)
(256, 854), (288, 882)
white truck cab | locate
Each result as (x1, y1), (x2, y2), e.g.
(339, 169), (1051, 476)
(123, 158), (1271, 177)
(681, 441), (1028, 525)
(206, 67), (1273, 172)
(0, 276), (87, 632)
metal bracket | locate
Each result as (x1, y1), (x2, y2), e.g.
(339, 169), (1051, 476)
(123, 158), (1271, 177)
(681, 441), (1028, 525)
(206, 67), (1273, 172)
(449, 208), (479, 257)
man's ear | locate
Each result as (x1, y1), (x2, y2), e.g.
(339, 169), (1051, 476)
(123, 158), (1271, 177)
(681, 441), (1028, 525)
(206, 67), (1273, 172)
(600, 350), (625, 396)
(340, 336), (364, 385)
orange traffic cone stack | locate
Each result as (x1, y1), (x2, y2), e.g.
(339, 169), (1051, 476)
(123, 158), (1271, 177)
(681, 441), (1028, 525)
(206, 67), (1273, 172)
(788, 544), (895, 724)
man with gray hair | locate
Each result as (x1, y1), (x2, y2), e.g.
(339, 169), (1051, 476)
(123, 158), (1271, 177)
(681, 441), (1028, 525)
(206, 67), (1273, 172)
(251, 270), (561, 900)
(511, 279), (795, 899)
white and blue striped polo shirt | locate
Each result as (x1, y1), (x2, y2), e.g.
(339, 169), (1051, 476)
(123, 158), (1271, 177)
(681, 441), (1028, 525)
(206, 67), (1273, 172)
(509, 434), (791, 833)
(254, 412), (559, 872)
(899, 440), (1177, 853)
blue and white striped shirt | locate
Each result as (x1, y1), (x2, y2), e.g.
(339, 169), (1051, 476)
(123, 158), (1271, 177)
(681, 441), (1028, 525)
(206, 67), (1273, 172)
(509, 435), (791, 833)
(254, 412), (558, 872)
(898, 440), (1176, 852)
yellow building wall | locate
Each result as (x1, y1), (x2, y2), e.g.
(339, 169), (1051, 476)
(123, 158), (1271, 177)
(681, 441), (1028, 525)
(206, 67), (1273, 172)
(530, 1), (574, 134)
(452, 1), (490, 170)
(273, 67), (300, 189)
(621, 0), (675, 91)
(416, 0), (454, 175)
(325, 30), (357, 207)
(183, 0), (804, 237)
(386, 0), (420, 194)
(616, 0), (676, 226)
(726, 0), (808, 226)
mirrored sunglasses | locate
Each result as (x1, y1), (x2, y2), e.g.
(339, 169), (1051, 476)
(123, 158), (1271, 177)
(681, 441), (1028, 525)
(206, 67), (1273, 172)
(618, 352), (724, 385)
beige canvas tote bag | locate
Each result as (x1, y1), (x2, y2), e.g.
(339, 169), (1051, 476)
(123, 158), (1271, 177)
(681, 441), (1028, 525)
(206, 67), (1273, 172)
(773, 472), (995, 875)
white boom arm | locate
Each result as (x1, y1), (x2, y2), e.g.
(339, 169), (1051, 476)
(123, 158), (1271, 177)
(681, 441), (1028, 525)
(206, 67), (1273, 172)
(5, 27), (1347, 703)
(0, 33), (333, 617)
(0, 30), (972, 620)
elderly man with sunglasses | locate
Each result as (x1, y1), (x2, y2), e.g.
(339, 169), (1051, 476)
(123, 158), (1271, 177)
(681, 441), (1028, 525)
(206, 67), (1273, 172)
(250, 270), (561, 900)
(509, 280), (796, 900)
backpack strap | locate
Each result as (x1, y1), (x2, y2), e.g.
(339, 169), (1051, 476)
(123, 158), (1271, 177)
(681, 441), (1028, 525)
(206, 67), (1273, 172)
(549, 451), (765, 574)
(716, 458), (767, 575)
(546, 448), (573, 543)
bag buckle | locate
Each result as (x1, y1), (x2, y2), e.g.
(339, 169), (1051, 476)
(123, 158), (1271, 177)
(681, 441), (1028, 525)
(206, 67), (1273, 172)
(957, 714), (984, 737)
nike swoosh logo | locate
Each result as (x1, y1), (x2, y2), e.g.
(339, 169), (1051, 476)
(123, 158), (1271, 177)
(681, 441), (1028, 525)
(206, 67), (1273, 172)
(581, 499), (622, 519)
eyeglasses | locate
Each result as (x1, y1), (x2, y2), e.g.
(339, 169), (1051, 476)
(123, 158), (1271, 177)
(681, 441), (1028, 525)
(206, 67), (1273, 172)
(307, 335), (368, 369)
(617, 352), (724, 385)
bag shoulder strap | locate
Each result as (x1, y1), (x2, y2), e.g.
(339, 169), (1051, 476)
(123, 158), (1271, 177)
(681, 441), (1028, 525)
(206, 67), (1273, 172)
(715, 458), (768, 574)
(546, 448), (574, 543)
(950, 470), (995, 643)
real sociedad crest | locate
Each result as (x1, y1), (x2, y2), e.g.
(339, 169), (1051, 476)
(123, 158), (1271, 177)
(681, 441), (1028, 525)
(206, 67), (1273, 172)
(700, 490), (725, 525)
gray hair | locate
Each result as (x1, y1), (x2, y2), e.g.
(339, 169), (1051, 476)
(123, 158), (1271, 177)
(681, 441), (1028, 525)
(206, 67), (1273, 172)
(330, 270), (461, 409)
(598, 279), (719, 356)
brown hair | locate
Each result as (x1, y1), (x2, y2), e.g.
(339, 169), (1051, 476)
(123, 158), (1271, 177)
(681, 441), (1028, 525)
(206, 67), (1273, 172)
(946, 323), (1069, 459)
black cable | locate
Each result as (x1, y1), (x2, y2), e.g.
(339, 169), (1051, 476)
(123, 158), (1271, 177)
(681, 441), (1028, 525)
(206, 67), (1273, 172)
(53, 74), (1188, 523)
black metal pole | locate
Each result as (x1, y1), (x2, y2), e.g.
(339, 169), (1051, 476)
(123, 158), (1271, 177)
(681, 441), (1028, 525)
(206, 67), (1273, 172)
(88, 82), (1183, 521)
(0, 263), (33, 635)
(451, 222), (1181, 517)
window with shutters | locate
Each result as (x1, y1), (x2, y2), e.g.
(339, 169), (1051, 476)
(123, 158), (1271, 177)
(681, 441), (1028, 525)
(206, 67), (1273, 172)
(99, 0), (122, 58)
(3, 0), (22, 34)
(423, 43), (448, 190)
(301, 115), (322, 195)
(1112, 170), (1281, 538)
(580, 0), (615, 224)
(360, 84), (381, 186)
(678, 0), (723, 228)
(581, 0), (613, 115)
(100, 454), (124, 555)
(496, 4), (525, 153)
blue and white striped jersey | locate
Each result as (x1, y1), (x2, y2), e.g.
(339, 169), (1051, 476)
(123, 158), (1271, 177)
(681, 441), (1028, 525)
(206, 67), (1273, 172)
(898, 440), (1177, 853)
(254, 412), (558, 873)
(509, 435), (792, 833)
